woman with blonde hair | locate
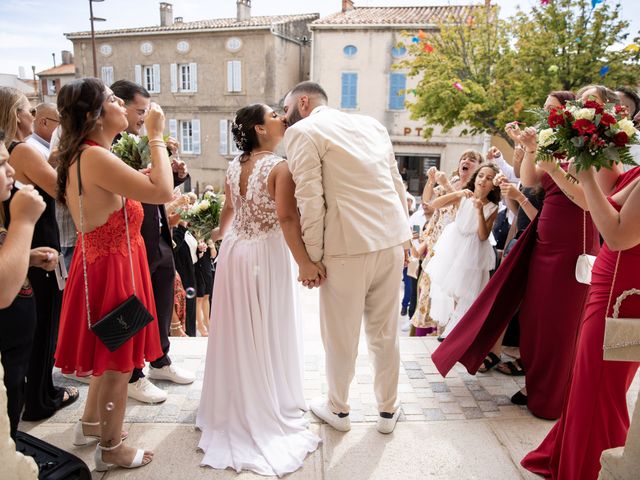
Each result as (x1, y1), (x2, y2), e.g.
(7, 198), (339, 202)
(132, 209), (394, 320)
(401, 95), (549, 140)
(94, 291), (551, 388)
(0, 86), (78, 421)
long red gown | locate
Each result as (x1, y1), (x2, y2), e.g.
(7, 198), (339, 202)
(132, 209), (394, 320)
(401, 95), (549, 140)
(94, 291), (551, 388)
(522, 166), (640, 479)
(432, 171), (599, 419)
(55, 199), (162, 376)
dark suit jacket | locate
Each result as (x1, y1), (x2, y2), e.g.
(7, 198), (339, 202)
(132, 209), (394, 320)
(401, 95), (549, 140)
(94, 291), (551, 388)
(141, 172), (188, 271)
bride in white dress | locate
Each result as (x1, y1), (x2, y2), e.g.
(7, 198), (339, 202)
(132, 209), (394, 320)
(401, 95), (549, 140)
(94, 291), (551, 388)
(196, 104), (322, 476)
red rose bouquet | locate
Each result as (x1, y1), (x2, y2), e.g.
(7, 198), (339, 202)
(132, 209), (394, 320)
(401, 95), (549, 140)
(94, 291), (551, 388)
(530, 99), (638, 171)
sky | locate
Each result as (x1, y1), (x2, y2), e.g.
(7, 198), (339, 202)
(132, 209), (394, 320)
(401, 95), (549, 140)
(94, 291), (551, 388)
(1, 0), (640, 77)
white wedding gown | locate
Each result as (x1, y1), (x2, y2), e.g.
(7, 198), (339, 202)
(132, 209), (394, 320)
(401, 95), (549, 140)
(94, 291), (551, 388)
(196, 154), (320, 477)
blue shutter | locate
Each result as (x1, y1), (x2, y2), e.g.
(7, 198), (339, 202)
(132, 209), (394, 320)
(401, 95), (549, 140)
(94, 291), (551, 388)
(389, 73), (406, 110)
(341, 73), (358, 109)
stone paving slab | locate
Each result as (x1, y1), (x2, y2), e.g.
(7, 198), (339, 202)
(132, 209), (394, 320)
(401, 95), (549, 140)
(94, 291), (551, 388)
(18, 289), (640, 479)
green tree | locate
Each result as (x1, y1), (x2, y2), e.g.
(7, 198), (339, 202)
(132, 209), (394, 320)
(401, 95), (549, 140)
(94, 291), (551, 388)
(399, 0), (640, 145)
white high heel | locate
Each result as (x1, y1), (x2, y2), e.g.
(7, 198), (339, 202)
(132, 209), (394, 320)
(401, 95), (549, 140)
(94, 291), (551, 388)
(94, 440), (151, 472)
(73, 419), (100, 446)
(73, 419), (128, 446)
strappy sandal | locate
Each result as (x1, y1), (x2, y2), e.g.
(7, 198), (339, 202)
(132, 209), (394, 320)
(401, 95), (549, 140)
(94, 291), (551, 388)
(170, 321), (187, 337)
(94, 440), (152, 471)
(73, 419), (129, 446)
(497, 358), (525, 376)
(478, 352), (501, 373)
(60, 386), (79, 408)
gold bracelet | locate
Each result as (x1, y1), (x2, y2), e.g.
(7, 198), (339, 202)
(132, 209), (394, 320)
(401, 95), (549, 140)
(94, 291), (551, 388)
(519, 197), (529, 206)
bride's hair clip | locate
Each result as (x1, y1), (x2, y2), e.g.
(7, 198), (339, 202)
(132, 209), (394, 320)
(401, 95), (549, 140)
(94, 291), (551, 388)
(231, 121), (248, 151)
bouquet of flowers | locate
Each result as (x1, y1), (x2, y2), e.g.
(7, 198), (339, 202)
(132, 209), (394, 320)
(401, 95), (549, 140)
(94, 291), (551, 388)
(112, 133), (170, 170)
(529, 99), (639, 171)
(179, 191), (224, 240)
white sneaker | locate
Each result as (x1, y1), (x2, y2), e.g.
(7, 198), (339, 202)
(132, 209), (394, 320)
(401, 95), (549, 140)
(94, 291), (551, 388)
(62, 373), (92, 384)
(148, 364), (195, 385)
(127, 378), (167, 404)
(400, 319), (412, 332)
(309, 396), (351, 432)
(376, 405), (402, 434)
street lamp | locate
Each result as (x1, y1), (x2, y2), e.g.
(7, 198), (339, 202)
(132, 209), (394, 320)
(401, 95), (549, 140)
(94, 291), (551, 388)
(89, 0), (106, 78)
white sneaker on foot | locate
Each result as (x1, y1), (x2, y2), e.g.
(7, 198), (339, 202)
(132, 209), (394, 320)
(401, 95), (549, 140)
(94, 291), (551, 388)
(127, 378), (167, 404)
(309, 396), (351, 432)
(148, 364), (195, 385)
(376, 406), (401, 434)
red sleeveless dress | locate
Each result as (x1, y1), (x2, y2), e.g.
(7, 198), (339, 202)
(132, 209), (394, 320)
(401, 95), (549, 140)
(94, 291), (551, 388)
(54, 145), (162, 376)
(522, 166), (640, 479)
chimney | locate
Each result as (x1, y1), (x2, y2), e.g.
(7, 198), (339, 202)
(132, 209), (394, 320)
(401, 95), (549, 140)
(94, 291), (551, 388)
(237, 0), (251, 22)
(342, 0), (354, 12)
(160, 2), (173, 27)
(61, 50), (73, 65)
(175, 16), (183, 23)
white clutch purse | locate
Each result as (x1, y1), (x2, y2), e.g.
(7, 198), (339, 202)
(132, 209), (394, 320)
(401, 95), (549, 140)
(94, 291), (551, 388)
(575, 211), (595, 285)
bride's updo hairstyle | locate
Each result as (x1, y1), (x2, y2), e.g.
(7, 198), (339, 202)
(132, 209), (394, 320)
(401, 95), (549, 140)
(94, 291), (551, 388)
(231, 103), (266, 161)
(54, 77), (106, 204)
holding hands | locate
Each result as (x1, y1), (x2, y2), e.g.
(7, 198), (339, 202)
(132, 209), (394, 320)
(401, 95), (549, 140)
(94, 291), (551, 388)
(298, 261), (327, 289)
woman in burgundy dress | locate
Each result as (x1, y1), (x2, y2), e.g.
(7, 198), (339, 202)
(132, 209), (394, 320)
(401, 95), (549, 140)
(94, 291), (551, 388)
(522, 163), (640, 479)
(53, 78), (173, 471)
(433, 86), (622, 420)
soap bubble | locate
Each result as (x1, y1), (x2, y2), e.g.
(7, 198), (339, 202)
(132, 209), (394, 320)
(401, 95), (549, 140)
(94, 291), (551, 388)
(185, 287), (196, 299)
(105, 402), (114, 411)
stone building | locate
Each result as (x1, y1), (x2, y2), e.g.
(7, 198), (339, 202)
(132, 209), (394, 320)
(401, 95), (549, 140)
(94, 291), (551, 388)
(310, 0), (485, 195)
(36, 51), (75, 103)
(66, 1), (317, 189)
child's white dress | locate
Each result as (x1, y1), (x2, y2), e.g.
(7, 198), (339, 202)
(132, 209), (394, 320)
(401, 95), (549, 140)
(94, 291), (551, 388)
(426, 197), (498, 338)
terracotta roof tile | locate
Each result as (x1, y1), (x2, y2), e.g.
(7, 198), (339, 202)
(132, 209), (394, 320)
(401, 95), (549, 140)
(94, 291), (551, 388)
(65, 14), (319, 38)
(312, 6), (484, 27)
(37, 64), (76, 76)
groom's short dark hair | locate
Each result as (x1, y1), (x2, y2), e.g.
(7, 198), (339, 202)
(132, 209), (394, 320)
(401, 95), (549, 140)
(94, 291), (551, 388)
(290, 81), (328, 103)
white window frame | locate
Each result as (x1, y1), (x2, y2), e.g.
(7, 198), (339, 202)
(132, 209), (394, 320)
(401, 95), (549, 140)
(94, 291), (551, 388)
(227, 60), (242, 93)
(138, 64), (160, 93)
(179, 119), (200, 155)
(46, 79), (56, 96)
(171, 63), (197, 93)
(101, 66), (114, 87)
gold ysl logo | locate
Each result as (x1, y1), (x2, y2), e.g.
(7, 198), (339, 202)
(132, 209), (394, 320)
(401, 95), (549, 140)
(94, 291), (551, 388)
(117, 315), (129, 330)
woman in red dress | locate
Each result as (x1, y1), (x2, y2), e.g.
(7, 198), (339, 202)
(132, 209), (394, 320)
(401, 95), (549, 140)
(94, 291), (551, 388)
(522, 164), (640, 479)
(432, 86), (621, 420)
(53, 78), (173, 471)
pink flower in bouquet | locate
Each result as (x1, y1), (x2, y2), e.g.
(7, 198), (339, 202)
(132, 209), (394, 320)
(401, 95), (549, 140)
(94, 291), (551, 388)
(572, 118), (597, 135)
(613, 131), (629, 147)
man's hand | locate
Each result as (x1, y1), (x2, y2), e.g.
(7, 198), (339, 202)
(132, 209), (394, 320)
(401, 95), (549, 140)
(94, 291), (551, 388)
(171, 158), (188, 179)
(166, 136), (180, 156)
(30, 247), (58, 271)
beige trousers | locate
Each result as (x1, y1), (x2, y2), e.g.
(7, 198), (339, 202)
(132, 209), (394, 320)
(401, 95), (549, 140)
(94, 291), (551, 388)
(319, 245), (403, 414)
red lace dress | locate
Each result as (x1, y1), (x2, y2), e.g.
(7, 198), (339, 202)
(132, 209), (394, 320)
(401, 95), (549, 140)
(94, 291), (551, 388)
(54, 199), (163, 376)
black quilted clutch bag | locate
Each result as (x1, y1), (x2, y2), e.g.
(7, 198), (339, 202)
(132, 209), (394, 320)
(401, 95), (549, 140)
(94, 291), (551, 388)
(90, 294), (153, 352)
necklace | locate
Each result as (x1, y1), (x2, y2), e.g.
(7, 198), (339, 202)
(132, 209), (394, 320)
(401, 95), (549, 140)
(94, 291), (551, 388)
(250, 150), (275, 157)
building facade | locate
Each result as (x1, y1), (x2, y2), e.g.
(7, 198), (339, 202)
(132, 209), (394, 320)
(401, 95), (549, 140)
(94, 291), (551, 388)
(66, 1), (317, 189)
(310, 1), (485, 195)
(36, 51), (76, 104)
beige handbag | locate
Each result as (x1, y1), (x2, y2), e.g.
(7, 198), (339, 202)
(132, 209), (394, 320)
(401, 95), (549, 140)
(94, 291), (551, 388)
(603, 253), (640, 362)
(575, 210), (596, 285)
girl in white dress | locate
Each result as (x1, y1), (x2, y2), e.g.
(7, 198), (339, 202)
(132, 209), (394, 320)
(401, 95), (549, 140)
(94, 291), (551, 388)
(196, 104), (322, 476)
(426, 164), (501, 339)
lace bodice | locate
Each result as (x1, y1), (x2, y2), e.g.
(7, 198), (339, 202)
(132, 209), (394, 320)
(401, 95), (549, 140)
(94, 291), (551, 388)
(80, 199), (145, 264)
(226, 154), (285, 241)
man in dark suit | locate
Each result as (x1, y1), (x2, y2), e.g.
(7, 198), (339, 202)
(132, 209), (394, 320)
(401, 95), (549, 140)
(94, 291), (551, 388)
(111, 80), (195, 404)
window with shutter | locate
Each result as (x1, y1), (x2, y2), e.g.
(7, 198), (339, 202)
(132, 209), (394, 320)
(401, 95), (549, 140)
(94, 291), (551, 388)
(388, 73), (406, 110)
(227, 61), (242, 93)
(180, 120), (194, 153)
(101, 66), (114, 87)
(219, 119), (228, 155)
(340, 73), (357, 109)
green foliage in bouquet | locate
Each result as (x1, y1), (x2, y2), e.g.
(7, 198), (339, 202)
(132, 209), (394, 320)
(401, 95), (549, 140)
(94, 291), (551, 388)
(527, 99), (639, 171)
(179, 192), (224, 240)
(112, 132), (170, 170)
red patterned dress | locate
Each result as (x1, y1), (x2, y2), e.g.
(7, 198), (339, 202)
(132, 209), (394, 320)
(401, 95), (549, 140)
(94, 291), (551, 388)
(54, 199), (162, 377)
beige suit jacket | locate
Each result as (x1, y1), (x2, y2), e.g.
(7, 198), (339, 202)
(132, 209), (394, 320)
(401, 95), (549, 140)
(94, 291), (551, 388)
(284, 106), (411, 262)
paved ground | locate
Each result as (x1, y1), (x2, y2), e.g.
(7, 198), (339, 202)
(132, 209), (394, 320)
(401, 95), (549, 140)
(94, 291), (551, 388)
(20, 289), (640, 479)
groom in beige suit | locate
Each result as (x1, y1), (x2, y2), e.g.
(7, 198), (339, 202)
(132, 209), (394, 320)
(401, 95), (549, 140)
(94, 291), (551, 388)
(283, 82), (410, 434)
